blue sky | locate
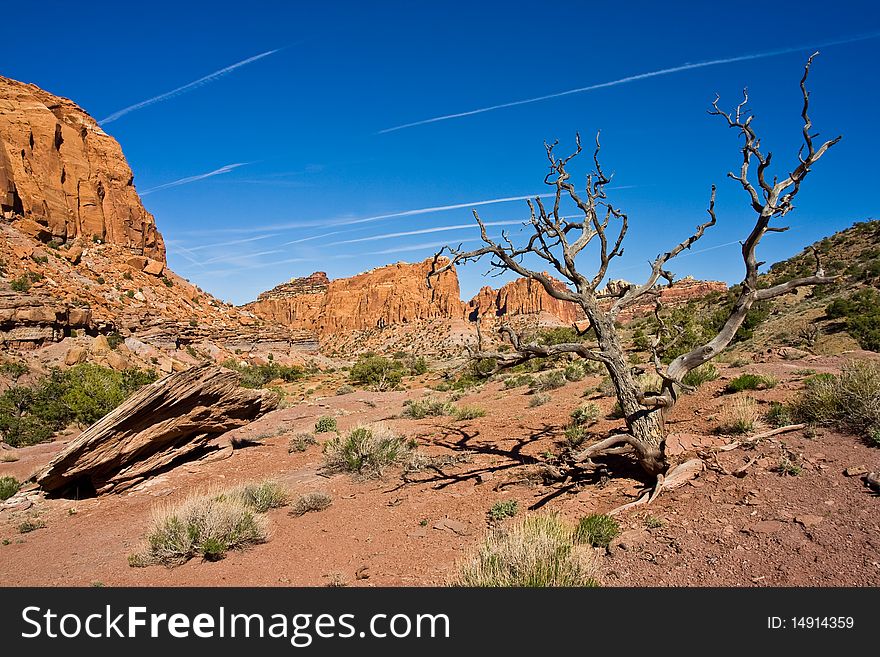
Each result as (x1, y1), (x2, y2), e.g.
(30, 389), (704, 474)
(4, 1), (879, 304)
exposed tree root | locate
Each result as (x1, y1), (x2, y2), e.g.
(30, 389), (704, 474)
(609, 458), (704, 515)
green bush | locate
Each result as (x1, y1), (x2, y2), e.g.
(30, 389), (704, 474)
(322, 424), (413, 476)
(349, 356), (404, 391)
(563, 362), (586, 382)
(10, 276), (31, 293)
(487, 500), (519, 522)
(453, 514), (600, 587)
(288, 433), (317, 453)
(0, 476), (20, 501)
(570, 402), (599, 426)
(221, 360), (303, 389)
(229, 481), (288, 513)
(401, 397), (455, 419)
(575, 513), (620, 548)
(790, 360), (880, 440)
(682, 363), (719, 388)
(563, 424), (588, 448)
(0, 361), (28, 381)
(314, 415), (338, 433)
(504, 374), (535, 389)
(530, 370), (566, 393)
(529, 393), (550, 407)
(0, 364), (157, 447)
(453, 405), (486, 421)
(766, 402), (793, 428)
(826, 288), (880, 351)
(725, 373), (777, 393)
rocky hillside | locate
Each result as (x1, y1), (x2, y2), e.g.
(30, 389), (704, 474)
(0, 76), (164, 261)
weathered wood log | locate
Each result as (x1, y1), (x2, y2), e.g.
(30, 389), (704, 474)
(35, 363), (278, 495)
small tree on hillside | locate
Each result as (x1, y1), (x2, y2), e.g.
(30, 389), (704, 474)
(429, 54), (840, 501)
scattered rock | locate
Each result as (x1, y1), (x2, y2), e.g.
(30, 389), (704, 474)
(64, 345), (87, 365)
(845, 466), (868, 477)
(795, 515), (825, 528)
(749, 520), (786, 534)
(432, 518), (471, 536)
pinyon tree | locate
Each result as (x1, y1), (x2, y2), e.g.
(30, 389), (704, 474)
(429, 54), (839, 506)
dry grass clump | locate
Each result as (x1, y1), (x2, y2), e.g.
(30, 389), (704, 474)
(290, 492), (332, 517)
(452, 514), (600, 587)
(401, 397), (456, 419)
(530, 370), (567, 393)
(453, 404), (486, 421)
(529, 392), (550, 407)
(230, 480), (289, 513)
(718, 396), (760, 434)
(130, 492), (268, 566)
(322, 423), (414, 477)
(790, 360), (880, 442)
(288, 432), (318, 453)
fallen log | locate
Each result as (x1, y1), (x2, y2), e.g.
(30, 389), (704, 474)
(35, 363), (278, 495)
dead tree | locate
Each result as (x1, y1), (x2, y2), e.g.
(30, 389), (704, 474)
(429, 54), (839, 489)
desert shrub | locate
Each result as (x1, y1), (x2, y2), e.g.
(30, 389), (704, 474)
(314, 416), (338, 433)
(563, 424), (588, 449)
(0, 361), (28, 381)
(106, 332), (124, 350)
(131, 492), (267, 566)
(790, 360), (880, 440)
(765, 403), (793, 428)
(725, 373), (777, 393)
(774, 457), (802, 476)
(349, 356), (404, 391)
(454, 514), (600, 587)
(335, 384), (354, 395)
(18, 517), (46, 533)
(719, 396), (759, 434)
(288, 433), (317, 453)
(539, 326), (595, 345)
(229, 480), (288, 513)
(504, 374), (535, 389)
(563, 362), (586, 382)
(826, 288), (880, 351)
(570, 402), (599, 426)
(0, 476), (20, 501)
(575, 514), (620, 548)
(682, 363), (719, 388)
(221, 360), (303, 389)
(401, 397), (455, 419)
(644, 515), (664, 529)
(453, 404), (486, 421)
(529, 393), (550, 407)
(487, 500), (519, 522)
(407, 357), (429, 375)
(322, 424), (413, 476)
(290, 492), (332, 517)
(10, 276), (31, 293)
(530, 370), (566, 393)
(0, 364), (156, 447)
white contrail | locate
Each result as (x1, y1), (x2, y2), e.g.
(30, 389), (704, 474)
(99, 49), (281, 125)
(140, 162), (248, 196)
(179, 233), (280, 252)
(378, 32), (880, 134)
(327, 220), (526, 246)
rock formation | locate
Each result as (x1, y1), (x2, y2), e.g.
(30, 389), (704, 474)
(244, 259), (464, 334)
(0, 290), (92, 347)
(465, 276), (584, 324)
(608, 277), (728, 322)
(35, 364), (279, 495)
(0, 75), (164, 261)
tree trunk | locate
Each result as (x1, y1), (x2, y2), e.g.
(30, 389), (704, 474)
(589, 306), (668, 476)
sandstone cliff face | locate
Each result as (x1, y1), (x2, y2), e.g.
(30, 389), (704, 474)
(245, 260), (464, 334)
(465, 276), (584, 324)
(0, 76), (164, 261)
(609, 277), (728, 322)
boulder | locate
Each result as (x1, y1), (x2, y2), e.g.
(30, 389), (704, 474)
(143, 258), (165, 276)
(34, 364), (279, 494)
(64, 345), (87, 365)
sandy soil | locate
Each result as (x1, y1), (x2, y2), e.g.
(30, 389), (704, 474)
(1, 353), (877, 587)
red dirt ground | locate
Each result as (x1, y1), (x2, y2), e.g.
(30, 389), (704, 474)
(1, 353), (877, 587)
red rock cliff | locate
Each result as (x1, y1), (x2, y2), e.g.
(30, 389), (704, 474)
(466, 276), (584, 324)
(0, 76), (165, 261)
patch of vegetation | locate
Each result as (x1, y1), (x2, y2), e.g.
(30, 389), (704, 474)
(290, 492), (332, 517)
(18, 517), (46, 533)
(529, 393), (550, 407)
(790, 359), (880, 442)
(314, 416), (338, 433)
(335, 384), (354, 395)
(453, 514), (600, 587)
(644, 515), (664, 529)
(322, 424), (414, 477)
(0, 364), (157, 447)
(10, 276), (32, 293)
(401, 397), (455, 419)
(503, 374), (535, 389)
(682, 363), (719, 388)
(575, 514), (620, 548)
(826, 288), (880, 351)
(725, 373), (777, 393)
(453, 405), (486, 421)
(539, 326), (595, 345)
(0, 361), (28, 381)
(221, 359), (304, 389)
(530, 370), (566, 393)
(288, 433), (317, 453)
(570, 402), (599, 426)
(718, 396), (759, 434)
(349, 355), (404, 391)
(130, 490), (268, 566)
(765, 402), (793, 428)
(563, 424), (588, 449)
(229, 480), (288, 513)
(774, 457), (802, 476)
(0, 476), (20, 501)
(563, 362), (586, 382)
(106, 332), (124, 350)
(487, 500), (519, 522)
